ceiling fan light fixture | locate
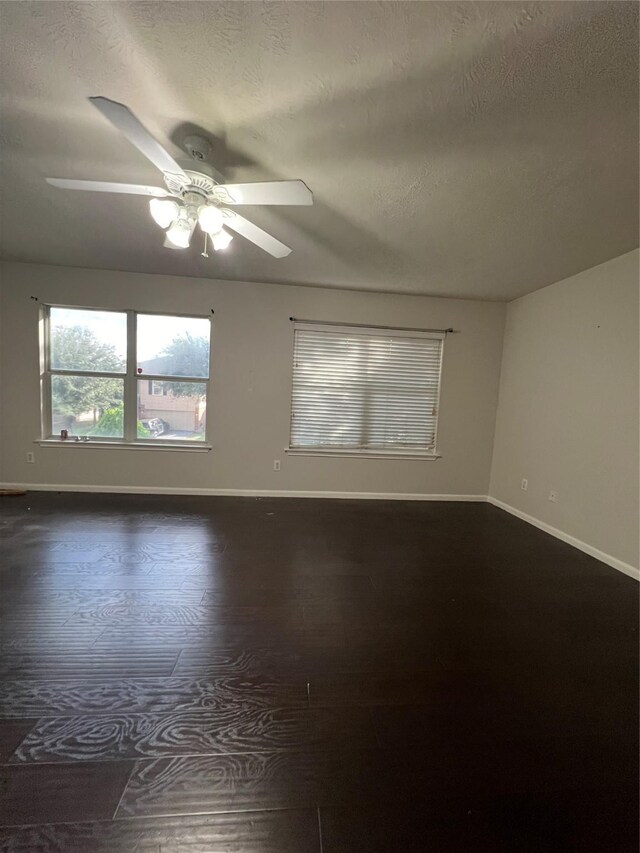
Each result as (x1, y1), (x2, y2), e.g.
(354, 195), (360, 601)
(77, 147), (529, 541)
(212, 227), (233, 251)
(198, 204), (223, 235)
(149, 198), (180, 228)
(46, 96), (311, 258)
(166, 216), (192, 249)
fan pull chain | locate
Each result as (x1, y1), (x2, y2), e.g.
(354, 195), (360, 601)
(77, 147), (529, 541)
(201, 232), (209, 258)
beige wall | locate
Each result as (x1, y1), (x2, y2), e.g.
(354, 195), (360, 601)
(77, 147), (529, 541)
(489, 250), (639, 569)
(1, 255), (637, 570)
(0, 262), (505, 497)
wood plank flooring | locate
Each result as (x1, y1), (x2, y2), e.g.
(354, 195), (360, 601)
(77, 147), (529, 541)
(0, 492), (637, 851)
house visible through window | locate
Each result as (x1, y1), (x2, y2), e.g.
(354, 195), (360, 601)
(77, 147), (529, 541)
(42, 307), (211, 444)
(289, 324), (444, 456)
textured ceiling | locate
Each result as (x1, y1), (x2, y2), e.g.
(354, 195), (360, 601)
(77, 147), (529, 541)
(0, 1), (638, 300)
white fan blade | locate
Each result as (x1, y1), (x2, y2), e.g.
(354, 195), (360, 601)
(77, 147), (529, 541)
(46, 178), (172, 197)
(89, 96), (188, 181)
(222, 210), (292, 258)
(210, 180), (313, 206)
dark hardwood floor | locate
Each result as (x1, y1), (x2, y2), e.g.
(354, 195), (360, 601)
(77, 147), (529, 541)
(0, 492), (637, 852)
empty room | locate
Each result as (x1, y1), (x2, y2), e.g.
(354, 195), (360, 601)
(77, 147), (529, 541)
(0, 2), (638, 850)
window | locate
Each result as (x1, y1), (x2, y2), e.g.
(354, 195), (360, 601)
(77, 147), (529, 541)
(42, 307), (211, 445)
(288, 324), (444, 456)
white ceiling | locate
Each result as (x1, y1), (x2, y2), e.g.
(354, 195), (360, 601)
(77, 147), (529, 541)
(0, 1), (638, 300)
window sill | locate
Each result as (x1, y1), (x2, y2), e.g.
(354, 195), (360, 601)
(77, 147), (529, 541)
(285, 447), (441, 461)
(36, 440), (211, 453)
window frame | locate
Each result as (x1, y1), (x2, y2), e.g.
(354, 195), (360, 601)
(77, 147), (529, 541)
(285, 322), (445, 460)
(40, 304), (213, 449)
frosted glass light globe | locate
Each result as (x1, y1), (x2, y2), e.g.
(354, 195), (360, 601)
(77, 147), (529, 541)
(212, 228), (233, 251)
(166, 217), (192, 249)
(198, 205), (223, 235)
(149, 198), (179, 228)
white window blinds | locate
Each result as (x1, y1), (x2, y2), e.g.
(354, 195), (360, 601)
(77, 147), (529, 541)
(289, 326), (444, 453)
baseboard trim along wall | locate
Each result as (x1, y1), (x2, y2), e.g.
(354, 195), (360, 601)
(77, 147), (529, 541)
(0, 482), (486, 502)
(487, 496), (639, 582)
(2, 483), (636, 581)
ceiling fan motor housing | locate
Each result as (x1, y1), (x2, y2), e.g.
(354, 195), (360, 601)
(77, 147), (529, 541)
(164, 170), (220, 201)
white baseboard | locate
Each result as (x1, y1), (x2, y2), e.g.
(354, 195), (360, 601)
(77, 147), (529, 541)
(487, 496), (639, 582)
(0, 482), (485, 502)
(4, 481), (635, 580)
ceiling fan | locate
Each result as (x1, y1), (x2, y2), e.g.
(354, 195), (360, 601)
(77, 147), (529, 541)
(45, 97), (313, 258)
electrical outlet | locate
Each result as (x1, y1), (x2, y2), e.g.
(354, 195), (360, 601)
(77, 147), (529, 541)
(273, 459), (281, 472)
(548, 490), (558, 503)
(521, 478), (528, 491)
(26, 452), (35, 463)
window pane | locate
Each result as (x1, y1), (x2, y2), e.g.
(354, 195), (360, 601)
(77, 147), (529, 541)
(137, 380), (207, 441)
(137, 315), (210, 378)
(51, 375), (124, 438)
(50, 308), (126, 373)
